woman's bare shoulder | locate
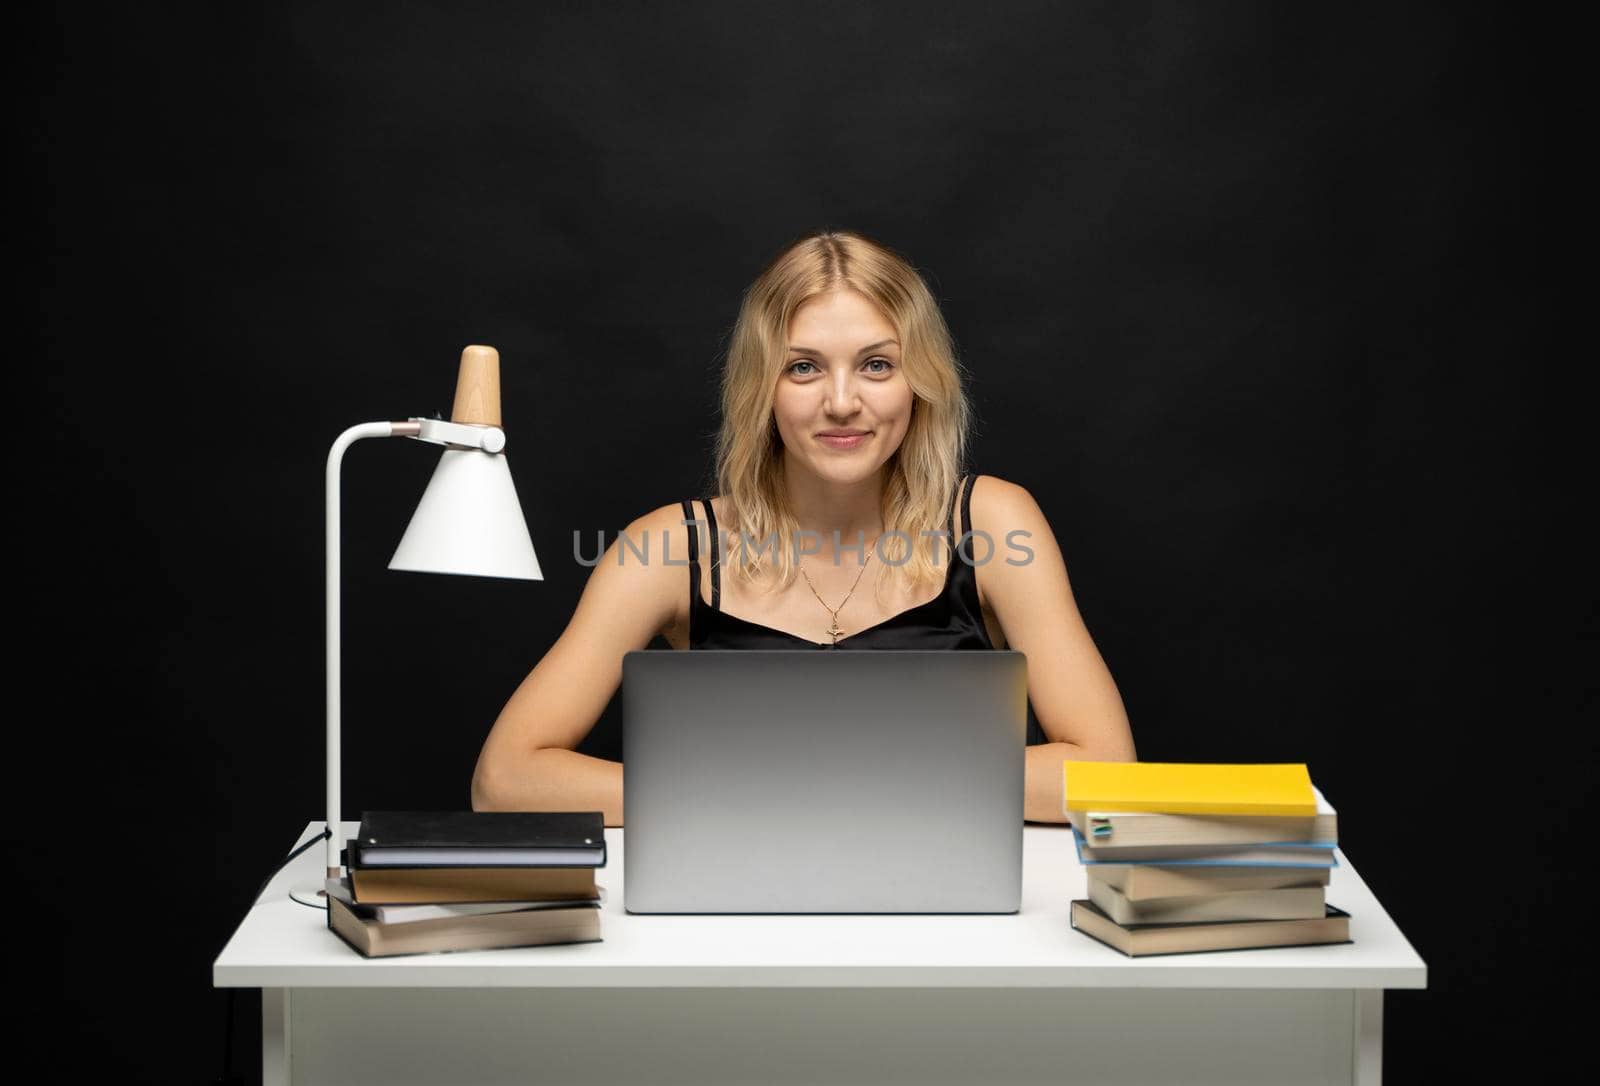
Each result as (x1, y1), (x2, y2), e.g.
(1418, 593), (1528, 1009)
(621, 494), (735, 573)
(967, 471), (1027, 504)
(628, 498), (690, 533)
(626, 494), (728, 537)
(619, 499), (698, 562)
(626, 497), (723, 636)
(965, 473), (1037, 534)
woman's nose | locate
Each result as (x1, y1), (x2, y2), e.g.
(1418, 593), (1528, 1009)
(826, 373), (862, 413)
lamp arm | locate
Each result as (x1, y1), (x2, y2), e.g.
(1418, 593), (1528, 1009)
(323, 416), (511, 881)
(323, 420), (420, 878)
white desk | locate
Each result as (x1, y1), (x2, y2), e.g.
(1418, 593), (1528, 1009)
(214, 820), (1426, 1085)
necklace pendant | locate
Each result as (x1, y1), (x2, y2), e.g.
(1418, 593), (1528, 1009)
(826, 618), (842, 642)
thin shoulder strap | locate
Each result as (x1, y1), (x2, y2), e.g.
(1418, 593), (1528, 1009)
(945, 473), (970, 543)
(943, 474), (965, 536)
(680, 499), (702, 607)
(955, 473), (975, 561)
(679, 500), (699, 563)
(700, 498), (721, 610)
(680, 498), (721, 611)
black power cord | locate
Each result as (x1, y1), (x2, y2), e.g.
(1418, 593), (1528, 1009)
(214, 828), (332, 1086)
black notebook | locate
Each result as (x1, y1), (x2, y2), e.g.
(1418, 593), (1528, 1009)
(350, 810), (607, 868)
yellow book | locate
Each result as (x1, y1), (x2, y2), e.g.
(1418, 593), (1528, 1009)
(1062, 761), (1317, 817)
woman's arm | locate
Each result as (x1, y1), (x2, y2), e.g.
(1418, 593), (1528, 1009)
(969, 476), (1137, 823)
(471, 503), (684, 826)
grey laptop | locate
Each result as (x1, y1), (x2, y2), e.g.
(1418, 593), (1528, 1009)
(622, 649), (1028, 914)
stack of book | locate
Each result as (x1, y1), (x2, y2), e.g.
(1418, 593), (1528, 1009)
(1063, 762), (1352, 957)
(326, 810), (607, 958)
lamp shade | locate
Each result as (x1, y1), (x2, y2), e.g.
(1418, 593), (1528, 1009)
(388, 446), (543, 580)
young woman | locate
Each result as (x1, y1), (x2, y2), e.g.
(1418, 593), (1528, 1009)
(472, 229), (1135, 825)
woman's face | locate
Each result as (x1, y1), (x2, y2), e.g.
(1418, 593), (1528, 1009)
(772, 289), (914, 484)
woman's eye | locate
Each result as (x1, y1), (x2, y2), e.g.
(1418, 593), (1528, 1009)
(789, 360), (816, 375)
(865, 358), (893, 374)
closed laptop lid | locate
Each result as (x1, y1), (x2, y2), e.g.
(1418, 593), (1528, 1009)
(622, 650), (1027, 914)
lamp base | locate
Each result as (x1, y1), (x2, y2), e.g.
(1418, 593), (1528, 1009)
(288, 878), (340, 909)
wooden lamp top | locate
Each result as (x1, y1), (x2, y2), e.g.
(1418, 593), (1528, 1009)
(451, 344), (502, 428)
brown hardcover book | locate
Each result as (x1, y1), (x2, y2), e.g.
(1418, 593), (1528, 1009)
(1069, 899), (1352, 957)
(1088, 863), (1331, 902)
(1087, 877), (1326, 925)
(350, 865), (598, 904)
(327, 890), (602, 958)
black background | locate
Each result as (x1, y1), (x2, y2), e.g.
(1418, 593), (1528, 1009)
(21, 2), (1576, 1082)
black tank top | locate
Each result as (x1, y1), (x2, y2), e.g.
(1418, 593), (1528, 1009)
(683, 473), (995, 651)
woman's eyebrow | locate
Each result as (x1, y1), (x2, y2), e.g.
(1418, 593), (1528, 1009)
(786, 339), (900, 356)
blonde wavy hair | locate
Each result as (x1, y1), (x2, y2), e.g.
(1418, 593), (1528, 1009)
(710, 228), (975, 608)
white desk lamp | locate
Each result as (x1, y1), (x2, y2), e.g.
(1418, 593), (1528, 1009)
(289, 344), (542, 908)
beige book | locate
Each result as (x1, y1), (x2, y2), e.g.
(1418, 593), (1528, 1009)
(1088, 876), (1326, 925)
(329, 892), (602, 958)
(1068, 785), (1337, 850)
(1078, 840), (1335, 864)
(1090, 863), (1331, 901)
(350, 864), (597, 904)
(1070, 899), (1351, 957)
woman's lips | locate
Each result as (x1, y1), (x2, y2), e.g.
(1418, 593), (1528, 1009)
(817, 432), (870, 449)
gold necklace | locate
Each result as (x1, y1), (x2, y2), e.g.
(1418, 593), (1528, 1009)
(797, 550), (873, 645)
